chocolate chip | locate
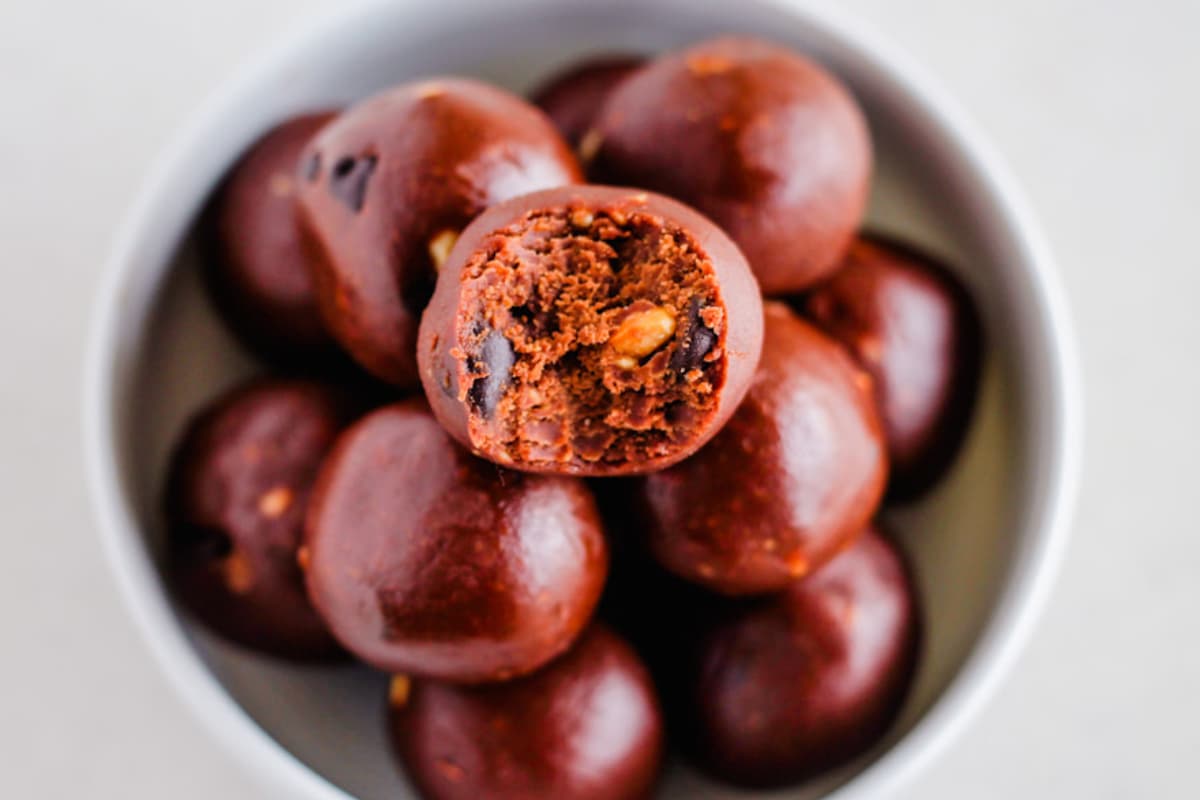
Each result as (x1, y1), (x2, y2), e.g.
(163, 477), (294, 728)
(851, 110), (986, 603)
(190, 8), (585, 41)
(303, 152), (321, 182)
(467, 330), (515, 417)
(328, 154), (377, 212)
(669, 299), (717, 373)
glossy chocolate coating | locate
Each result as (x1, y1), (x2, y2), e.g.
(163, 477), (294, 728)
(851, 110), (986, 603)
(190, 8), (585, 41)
(531, 55), (643, 148)
(589, 36), (871, 294)
(204, 112), (340, 364)
(296, 78), (582, 387)
(303, 399), (608, 682)
(637, 302), (886, 595)
(166, 378), (354, 659)
(686, 528), (919, 788)
(417, 185), (763, 477)
(389, 625), (664, 800)
(802, 236), (984, 502)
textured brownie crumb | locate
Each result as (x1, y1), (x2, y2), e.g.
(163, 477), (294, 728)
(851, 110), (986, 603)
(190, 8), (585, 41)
(454, 202), (727, 470)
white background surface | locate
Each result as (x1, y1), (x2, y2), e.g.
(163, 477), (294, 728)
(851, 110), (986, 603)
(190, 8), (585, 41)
(2, 0), (1195, 797)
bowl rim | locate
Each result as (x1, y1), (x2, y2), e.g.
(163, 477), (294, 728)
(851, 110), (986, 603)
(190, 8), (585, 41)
(82, 0), (1083, 797)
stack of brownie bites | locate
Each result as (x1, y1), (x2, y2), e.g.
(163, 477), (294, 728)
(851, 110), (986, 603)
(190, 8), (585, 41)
(170, 36), (983, 799)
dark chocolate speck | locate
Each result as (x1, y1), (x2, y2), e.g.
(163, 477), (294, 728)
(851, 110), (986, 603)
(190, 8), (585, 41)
(467, 330), (515, 418)
(329, 154), (377, 212)
(670, 298), (717, 373)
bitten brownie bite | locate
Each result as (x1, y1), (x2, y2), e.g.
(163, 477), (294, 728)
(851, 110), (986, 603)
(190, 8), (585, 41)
(165, 379), (357, 659)
(685, 528), (919, 788)
(389, 625), (664, 800)
(802, 236), (984, 501)
(636, 302), (887, 595)
(418, 185), (764, 476)
(204, 112), (340, 364)
(303, 399), (608, 682)
(531, 55), (644, 149)
(588, 36), (871, 294)
(296, 78), (582, 387)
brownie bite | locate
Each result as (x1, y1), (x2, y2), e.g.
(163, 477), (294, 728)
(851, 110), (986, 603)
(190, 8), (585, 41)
(802, 236), (984, 501)
(296, 79), (582, 387)
(589, 36), (871, 294)
(389, 625), (664, 800)
(165, 378), (357, 659)
(418, 185), (763, 476)
(636, 302), (887, 595)
(684, 528), (919, 788)
(303, 399), (608, 683)
(204, 112), (340, 364)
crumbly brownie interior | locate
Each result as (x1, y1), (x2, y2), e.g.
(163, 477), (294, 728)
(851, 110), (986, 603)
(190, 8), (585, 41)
(455, 202), (727, 469)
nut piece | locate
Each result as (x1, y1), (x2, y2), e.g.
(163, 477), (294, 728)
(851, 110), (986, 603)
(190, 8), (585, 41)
(428, 229), (460, 270)
(268, 171), (295, 198)
(578, 128), (604, 163)
(570, 209), (594, 229)
(257, 485), (294, 518)
(610, 307), (677, 360)
(389, 675), (412, 707)
(686, 54), (734, 76)
(614, 355), (638, 370)
(435, 759), (466, 783)
(221, 550), (255, 594)
(786, 551), (810, 578)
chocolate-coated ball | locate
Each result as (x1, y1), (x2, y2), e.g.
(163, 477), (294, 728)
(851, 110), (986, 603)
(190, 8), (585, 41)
(802, 236), (983, 501)
(303, 399), (608, 682)
(166, 378), (355, 659)
(418, 185), (763, 476)
(686, 528), (919, 788)
(589, 36), (871, 294)
(389, 625), (664, 800)
(637, 302), (886, 595)
(204, 112), (340, 364)
(296, 78), (582, 387)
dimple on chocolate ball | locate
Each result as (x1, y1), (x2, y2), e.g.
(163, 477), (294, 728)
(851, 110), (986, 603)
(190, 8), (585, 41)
(303, 399), (608, 682)
(166, 378), (357, 659)
(636, 302), (886, 595)
(685, 528), (919, 789)
(588, 36), (871, 294)
(531, 55), (643, 149)
(204, 112), (340, 364)
(388, 624), (664, 800)
(802, 236), (984, 502)
(296, 78), (582, 387)
(417, 185), (764, 477)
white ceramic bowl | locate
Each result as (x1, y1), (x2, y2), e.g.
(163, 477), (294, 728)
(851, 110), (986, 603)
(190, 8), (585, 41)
(83, 0), (1082, 797)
